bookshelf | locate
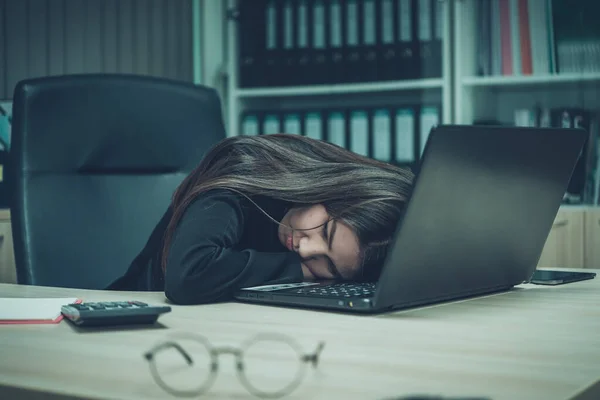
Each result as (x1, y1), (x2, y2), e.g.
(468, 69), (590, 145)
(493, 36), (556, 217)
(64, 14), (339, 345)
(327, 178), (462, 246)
(235, 78), (444, 98)
(454, 0), (600, 207)
(225, 0), (453, 169)
(454, 0), (600, 125)
(222, 0), (599, 205)
(461, 72), (600, 87)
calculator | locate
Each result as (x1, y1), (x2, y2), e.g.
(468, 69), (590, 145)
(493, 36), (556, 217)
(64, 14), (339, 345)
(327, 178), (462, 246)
(61, 301), (172, 327)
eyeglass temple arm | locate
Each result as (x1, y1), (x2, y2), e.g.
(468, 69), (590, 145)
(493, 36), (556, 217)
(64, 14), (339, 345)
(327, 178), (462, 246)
(143, 342), (194, 365)
(301, 341), (326, 367)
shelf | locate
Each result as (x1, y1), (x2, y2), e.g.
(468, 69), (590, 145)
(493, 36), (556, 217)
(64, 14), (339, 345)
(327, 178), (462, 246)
(462, 73), (600, 88)
(235, 79), (444, 98)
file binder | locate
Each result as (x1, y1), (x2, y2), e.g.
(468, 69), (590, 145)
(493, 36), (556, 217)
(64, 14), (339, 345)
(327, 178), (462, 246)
(509, 0), (521, 76)
(419, 106), (440, 156)
(263, 112), (281, 134)
(240, 104), (446, 169)
(491, 0), (502, 76)
(478, 0), (574, 77)
(394, 107), (416, 164)
(380, 0), (398, 81)
(350, 110), (370, 157)
(241, 112), (260, 136)
(296, 0), (311, 85)
(238, 0), (267, 87)
(282, 0), (298, 86)
(499, 0), (513, 75)
(477, 0), (492, 76)
(430, 0), (443, 77)
(372, 108), (392, 162)
(344, 0), (361, 82)
(311, 0), (328, 84)
(327, 111), (347, 148)
(517, 0), (533, 75)
(304, 111), (324, 140)
(362, 0), (379, 82)
(527, 0), (550, 75)
(264, 0), (282, 86)
(328, 0), (345, 84)
(417, 0), (434, 78)
(283, 112), (302, 134)
(397, 0), (418, 80)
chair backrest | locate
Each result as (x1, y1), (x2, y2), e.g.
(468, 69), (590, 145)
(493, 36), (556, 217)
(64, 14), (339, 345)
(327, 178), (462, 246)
(7, 74), (227, 289)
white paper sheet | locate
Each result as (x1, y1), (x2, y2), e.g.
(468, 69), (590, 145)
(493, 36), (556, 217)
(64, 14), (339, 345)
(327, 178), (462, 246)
(0, 298), (79, 321)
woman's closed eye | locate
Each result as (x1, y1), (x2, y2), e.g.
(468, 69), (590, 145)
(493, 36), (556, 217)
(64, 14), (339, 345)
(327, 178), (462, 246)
(322, 220), (329, 241)
(300, 221), (338, 279)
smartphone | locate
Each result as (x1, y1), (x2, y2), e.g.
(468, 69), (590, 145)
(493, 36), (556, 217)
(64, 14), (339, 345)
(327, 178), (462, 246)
(529, 270), (596, 286)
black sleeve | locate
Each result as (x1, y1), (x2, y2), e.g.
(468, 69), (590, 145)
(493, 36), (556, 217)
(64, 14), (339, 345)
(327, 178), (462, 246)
(164, 190), (303, 305)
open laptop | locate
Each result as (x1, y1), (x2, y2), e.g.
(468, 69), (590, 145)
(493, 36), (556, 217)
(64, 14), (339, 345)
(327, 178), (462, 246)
(234, 125), (588, 313)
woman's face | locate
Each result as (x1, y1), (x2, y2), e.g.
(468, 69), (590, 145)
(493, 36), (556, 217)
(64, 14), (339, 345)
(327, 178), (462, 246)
(278, 205), (361, 280)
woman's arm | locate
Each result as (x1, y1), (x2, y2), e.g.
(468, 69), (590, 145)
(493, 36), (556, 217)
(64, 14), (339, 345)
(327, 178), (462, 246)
(164, 190), (302, 305)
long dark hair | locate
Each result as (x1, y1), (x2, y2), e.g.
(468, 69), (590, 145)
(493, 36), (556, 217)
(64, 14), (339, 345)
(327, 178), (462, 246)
(162, 134), (414, 281)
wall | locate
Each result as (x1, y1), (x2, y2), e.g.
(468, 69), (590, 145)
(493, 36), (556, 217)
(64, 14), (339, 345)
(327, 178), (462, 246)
(0, 0), (194, 100)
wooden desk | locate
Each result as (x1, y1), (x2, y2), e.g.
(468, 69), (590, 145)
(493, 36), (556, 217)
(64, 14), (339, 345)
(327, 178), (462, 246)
(1, 272), (599, 400)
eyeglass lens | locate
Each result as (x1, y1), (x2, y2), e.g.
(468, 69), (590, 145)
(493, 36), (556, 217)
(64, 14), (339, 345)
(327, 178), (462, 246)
(150, 336), (307, 397)
(152, 337), (214, 394)
(241, 337), (304, 394)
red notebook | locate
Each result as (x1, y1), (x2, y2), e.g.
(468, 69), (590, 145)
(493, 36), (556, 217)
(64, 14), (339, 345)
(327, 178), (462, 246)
(0, 297), (82, 324)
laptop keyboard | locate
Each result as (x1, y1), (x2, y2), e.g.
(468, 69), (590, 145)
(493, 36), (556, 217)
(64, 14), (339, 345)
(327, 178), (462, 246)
(291, 282), (377, 298)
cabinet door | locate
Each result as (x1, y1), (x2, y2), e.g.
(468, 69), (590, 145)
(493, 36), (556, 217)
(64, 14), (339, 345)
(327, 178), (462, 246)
(585, 209), (600, 269)
(537, 211), (584, 269)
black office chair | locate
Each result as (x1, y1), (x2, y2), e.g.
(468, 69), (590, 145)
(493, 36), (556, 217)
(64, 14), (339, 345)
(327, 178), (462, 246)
(7, 74), (226, 289)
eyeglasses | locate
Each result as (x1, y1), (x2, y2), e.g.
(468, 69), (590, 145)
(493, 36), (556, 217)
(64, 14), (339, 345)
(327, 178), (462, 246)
(143, 332), (326, 398)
